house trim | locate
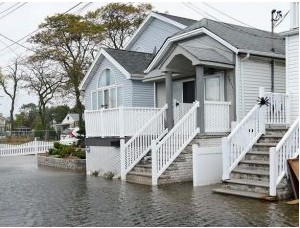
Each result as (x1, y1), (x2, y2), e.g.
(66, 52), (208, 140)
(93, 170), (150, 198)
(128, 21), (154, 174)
(145, 27), (239, 73)
(79, 49), (131, 91)
(124, 12), (187, 50)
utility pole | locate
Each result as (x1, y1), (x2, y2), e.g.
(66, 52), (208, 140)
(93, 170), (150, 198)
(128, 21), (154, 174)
(271, 9), (282, 92)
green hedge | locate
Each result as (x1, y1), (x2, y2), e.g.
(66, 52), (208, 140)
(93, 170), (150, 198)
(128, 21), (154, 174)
(48, 142), (85, 159)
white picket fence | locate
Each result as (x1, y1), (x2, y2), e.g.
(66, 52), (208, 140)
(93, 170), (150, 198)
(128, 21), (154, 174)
(0, 140), (54, 157)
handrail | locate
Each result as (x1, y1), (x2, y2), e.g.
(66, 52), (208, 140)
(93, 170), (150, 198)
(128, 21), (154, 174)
(222, 104), (266, 180)
(120, 104), (168, 180)
(151, 101), (199, 185)
(269, 118), (299, 196)
(265, 91), (289, 97)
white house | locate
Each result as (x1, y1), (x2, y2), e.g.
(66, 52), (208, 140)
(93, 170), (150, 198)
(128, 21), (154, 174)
(53, 113), (81, 132)
(80, 12), (196, 176)
(83, 6), (293, 190)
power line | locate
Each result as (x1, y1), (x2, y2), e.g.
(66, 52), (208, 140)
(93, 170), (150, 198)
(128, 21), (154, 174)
(0, 2), (19, 15)
(0, 2), (27, 21)
(275, 10), (290, 28)
(201, 2), (255, 28)
(0, 2), (83, 55)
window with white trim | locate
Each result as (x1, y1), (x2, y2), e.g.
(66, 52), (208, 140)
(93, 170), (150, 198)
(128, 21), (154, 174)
(91, 69), (122, 109)
(204, 73), (225, 101)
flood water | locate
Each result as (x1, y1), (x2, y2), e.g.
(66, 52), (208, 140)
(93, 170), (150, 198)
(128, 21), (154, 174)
(0, 156), (298, 227)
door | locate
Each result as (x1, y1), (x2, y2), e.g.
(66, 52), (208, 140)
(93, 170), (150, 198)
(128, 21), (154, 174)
(183, 81), (195, 103)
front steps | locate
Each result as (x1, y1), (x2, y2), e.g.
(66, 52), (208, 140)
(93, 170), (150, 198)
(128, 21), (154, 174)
(126, 135), (223, 185)
(213, 127), (293, 200)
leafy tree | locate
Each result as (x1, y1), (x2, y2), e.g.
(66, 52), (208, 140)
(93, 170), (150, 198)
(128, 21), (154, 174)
(23, 59), (65, 130)
(18, 103), (39, 129)
(87, 3), (152, 49)
(46, 105), (71, 124)
(0, 58), (24, 130)
(28, 13), (105, 128)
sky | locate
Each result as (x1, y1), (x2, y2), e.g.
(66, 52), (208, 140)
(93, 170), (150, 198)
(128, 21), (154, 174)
(0, 1), (292, 117)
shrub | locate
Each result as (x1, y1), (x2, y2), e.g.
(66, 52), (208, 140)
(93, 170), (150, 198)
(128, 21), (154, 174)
(60, 146), (76, 158)
(103, 171), (115, 180)
(91, 171), (99, 177)
(73, 150), (86, 159)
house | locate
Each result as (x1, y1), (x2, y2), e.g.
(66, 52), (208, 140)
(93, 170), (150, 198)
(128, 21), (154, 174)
(53, 113), (81, 132)
(214, 3), (299, 200)
(82, 10), (292, 190)
(0, 113), (6, 134)
(80, 12), (197, 176)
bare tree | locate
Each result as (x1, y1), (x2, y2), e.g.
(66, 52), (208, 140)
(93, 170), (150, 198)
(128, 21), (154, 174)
(23, 59), (65, 130)
(0, 58), (24, 130)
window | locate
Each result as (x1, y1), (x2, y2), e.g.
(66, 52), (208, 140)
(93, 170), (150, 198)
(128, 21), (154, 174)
(91, 68), (123, 110)
(204, 73), (224, 101)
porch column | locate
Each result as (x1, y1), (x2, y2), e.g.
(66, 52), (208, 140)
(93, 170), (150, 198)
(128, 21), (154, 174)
(196, 65), (205, 134)
(165, 71), (174, 129)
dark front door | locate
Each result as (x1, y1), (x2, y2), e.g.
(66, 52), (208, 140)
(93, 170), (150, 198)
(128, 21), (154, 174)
(183, 81), (195, 103)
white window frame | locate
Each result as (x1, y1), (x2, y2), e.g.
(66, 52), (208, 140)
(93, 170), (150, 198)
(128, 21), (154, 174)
(204, 73), (225, 101)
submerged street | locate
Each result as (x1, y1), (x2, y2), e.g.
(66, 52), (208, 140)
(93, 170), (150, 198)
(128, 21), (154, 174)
(0, 156), (298, 227)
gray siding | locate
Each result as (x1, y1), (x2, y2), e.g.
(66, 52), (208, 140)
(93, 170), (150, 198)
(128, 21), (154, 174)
(237, 56), (286, 120)
(130, 18), (181, 53)
(286, 34), (299, 122)
(84, 57), (132, 110)
(156, 81), (166, 108)
(132, 80), (155, 107)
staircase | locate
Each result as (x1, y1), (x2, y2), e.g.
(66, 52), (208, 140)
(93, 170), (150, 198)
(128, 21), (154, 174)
(213, 127), (293, 200)
(126, 140), (195, 185)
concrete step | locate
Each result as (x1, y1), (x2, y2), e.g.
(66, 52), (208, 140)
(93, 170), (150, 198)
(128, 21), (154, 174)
(245, 151), (270, 161)
(126, 172), (152, 185)
(238, 159), (269, 171)
(231, 168), (269, 181)
(258, 135), (283, 143)
(224, 178), (270, 194)
(252, 143), (277, 151)
(212, 188), (275, 200)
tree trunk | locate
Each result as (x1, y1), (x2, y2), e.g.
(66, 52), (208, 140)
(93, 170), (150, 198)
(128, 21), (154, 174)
(74, 86), (83, 128)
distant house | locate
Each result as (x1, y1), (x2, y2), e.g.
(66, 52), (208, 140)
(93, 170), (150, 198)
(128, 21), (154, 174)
(0, 113), (6, 134)
(53, 113), (82, 132)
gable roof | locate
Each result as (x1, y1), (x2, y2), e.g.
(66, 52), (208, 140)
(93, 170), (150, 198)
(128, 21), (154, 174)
(104, 48), (153, 75)
(68, 113), (79, 121)
(175, 18), (285, 55)
(145, 18), (285, 73)
(124, 11), (197, 50)
(79, 48), (153, 90)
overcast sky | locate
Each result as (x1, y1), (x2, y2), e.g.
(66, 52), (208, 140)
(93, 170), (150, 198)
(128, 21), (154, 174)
(0, 1), (292, 117)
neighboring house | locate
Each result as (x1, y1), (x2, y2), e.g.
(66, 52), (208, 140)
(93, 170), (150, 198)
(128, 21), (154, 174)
(80, 12), (196, 176)
(0, 113), (6, 134)
(214, 3), (299, 200)
(53, 113), (81, 132)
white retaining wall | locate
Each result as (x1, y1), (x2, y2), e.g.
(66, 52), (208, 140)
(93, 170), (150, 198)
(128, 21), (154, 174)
(86, 146), (120, 176)
(192, 145), (222, 186)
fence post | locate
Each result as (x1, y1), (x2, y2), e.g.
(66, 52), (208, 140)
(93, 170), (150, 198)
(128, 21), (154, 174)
(100, 109), (104, 138)
(286, 90), (291, 125)
(192, 144), (199, 186)
(34, 137), (38, 156)
(151, 141), (158, 186)
(120, 138), (126, 181)
(269, 147), (278, 196)
(222, 137), (230, 180)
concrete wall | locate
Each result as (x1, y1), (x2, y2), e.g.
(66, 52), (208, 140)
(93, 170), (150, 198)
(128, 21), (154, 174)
(86, 146), (120, 176)
(192, 146), (222, 186)
(37, 155), (86, 172)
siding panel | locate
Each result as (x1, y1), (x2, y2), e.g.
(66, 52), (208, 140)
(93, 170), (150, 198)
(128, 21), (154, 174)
(132, 80), (155, 107)
(130, 18), (181, 53)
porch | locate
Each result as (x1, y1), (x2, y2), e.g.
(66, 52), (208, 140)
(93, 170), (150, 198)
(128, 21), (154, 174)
(84, 100), (231, 138)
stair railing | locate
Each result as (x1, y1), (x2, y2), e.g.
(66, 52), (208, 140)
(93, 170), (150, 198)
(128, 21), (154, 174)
(222, 104), (266, 180)
(151, 101), (199, 185)
(269, 117), (299, 196)
(120, 104), (168, 180)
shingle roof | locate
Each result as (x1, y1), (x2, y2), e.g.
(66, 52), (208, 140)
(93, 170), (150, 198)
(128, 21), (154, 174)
(174, 18), (285, 55)
(68, 113), (79, 121)
(155, 12), (197, 27)
(104, 48), (154, 75)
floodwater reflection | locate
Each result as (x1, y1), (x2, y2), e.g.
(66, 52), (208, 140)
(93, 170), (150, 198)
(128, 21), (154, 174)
(0, 156), (298, 227)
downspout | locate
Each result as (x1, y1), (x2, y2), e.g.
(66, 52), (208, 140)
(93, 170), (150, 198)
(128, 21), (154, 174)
(240, 53), (250, 118)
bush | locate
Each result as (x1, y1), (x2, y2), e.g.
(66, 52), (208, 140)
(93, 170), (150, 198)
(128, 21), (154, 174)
(73, 150), (86, 159)
(48, 142), (85, 159)
(103, 171), (115, 180)
(60, 146), (76, 158)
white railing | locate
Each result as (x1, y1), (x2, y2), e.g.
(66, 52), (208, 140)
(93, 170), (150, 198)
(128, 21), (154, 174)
(174, 101), (231, 133)
(222, 105), (266, 180)
(0, 140), (54, 157)
(85, 106), (161, 138)
(265, 92), (290, 125)
(121, 105), (168, 180)
(151, 101), (199, 185)
(269, 118), (299, 196)
(205, 101), (231, 133)
(174, 102), (193, 124)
